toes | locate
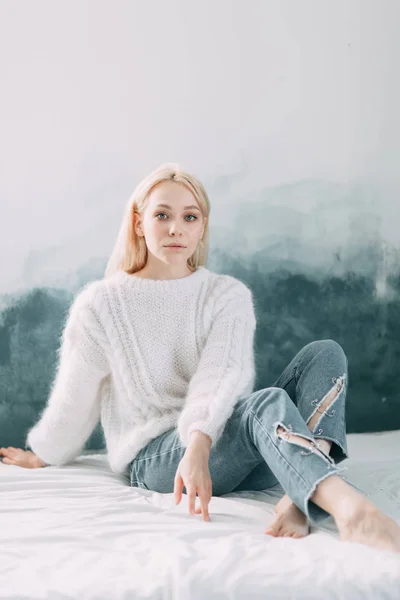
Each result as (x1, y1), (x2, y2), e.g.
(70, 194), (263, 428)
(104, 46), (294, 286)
(265, 524), (279, 536)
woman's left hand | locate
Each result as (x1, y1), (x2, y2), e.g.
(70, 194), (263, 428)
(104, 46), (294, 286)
(174, 446), (212, 522)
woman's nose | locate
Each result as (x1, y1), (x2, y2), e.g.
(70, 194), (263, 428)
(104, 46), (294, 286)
(169, 223), (183, 234)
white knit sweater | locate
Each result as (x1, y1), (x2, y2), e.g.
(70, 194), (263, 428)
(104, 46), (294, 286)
(25, 266), (257, 475)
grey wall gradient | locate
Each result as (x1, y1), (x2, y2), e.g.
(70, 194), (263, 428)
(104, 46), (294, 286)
(0, 1), (399, 448)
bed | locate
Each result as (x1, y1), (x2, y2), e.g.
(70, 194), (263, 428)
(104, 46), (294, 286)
(1, 430), (400, 599)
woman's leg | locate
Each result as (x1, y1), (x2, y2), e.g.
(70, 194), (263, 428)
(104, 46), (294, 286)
(131, 378), (345, 525)
(268, 339), (348, 530)
(232, 339), (348, 494)
(273, 339), (348, 461)
(130, 338), (400, 552)
(232, 338), (348, 536)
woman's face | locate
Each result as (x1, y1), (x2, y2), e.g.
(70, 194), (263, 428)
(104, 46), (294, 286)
(134, 180), (207, 266)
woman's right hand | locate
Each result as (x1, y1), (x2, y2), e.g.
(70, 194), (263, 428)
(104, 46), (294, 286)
(0, 447), (47, 468)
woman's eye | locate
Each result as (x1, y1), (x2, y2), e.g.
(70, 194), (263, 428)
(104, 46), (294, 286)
(155, 213), (197, 221)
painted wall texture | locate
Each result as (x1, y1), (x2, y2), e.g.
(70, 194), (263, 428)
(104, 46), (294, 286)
(0, 1), (399, 451)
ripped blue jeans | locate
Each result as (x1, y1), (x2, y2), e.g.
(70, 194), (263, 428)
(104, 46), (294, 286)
(129, 339), (349, 524)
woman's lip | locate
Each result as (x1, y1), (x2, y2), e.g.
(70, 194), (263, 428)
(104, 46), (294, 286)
(164, 245), (185, 248)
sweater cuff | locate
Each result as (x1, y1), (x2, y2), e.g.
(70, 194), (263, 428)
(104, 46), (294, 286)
(177, 406), (221, 448)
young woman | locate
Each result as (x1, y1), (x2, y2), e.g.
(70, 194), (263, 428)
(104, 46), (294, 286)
(1, 163), (399, 554)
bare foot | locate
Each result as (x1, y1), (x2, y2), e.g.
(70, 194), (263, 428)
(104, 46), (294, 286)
(335, 497), (400, 554)
(265, 501), (310, 539)
(0, 447), (46, 469)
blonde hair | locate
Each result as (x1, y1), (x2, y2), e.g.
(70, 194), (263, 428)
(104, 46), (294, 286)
(105, 162), (211, 278)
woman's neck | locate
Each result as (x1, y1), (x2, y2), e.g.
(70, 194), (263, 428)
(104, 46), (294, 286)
(133, 266), (195, 281)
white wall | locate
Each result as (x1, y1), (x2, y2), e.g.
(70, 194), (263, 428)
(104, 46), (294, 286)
(1, 0), (399, 293)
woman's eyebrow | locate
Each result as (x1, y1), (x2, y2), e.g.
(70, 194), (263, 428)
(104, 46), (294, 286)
(155, 203), (201, 212)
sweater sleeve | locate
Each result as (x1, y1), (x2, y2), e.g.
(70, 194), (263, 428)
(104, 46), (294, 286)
(177, 278), (257, 448)
(24, 284), (110, 466)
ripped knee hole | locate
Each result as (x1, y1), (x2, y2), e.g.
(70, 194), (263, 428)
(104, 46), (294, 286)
(275, 425), (328, 460)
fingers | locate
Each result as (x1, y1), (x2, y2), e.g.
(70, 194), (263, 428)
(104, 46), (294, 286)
(173, 464), (212, 522)
(194, 501), (211, 521)
(198, 491), (211, 522)
(187, 486), (197, 515)
(0, 449), (16, 465)
(191, 492), (211, 521)
(176, 484), (211, 521)
(0, 447), (17, 455)
(174, 472), (184, 506)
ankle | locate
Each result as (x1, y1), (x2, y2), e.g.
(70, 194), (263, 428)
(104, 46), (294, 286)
(275, 493), (294, 515)
(311, 474), (367, 522)
(334, 493), (376, 525)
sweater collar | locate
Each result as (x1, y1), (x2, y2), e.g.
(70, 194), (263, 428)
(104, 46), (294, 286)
(113, 266), (209, 291)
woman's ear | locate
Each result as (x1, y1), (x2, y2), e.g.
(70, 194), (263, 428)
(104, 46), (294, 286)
(133, 212), (142, 236)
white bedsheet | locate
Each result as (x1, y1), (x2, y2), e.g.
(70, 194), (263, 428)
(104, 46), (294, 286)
(1, 431), (400, 599)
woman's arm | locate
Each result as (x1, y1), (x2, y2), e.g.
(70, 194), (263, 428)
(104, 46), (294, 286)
(25, 286), (110, 467)
(178, 279), (257, 451)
